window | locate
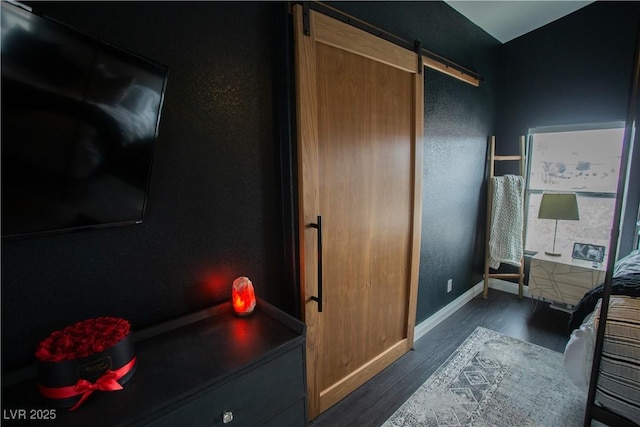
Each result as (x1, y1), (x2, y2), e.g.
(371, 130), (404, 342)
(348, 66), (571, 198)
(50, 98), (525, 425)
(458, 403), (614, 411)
(524, 125), (625, 258)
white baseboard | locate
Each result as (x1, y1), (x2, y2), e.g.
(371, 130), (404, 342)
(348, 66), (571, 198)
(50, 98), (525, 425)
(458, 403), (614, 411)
(487, 278), (530, 298)
(413, 278), (529, 342)
(413, 282), (484, 342)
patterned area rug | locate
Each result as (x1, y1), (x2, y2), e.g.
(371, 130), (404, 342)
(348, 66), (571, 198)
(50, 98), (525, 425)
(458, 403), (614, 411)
(382, 327), (586, 427)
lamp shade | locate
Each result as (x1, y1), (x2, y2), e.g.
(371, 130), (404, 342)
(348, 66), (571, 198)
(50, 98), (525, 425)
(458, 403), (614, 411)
(538, 193), (580, 220)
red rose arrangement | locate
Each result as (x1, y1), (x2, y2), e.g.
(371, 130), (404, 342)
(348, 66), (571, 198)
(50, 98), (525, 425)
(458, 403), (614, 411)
(36, 317), (130, 363)
(35, 317), (136, 410)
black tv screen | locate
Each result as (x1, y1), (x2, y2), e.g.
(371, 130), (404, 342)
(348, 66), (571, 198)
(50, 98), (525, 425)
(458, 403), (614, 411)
(1, 1), (168, 239)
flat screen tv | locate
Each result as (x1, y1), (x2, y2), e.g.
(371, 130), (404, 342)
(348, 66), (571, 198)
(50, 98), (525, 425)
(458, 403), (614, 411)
(1, 1), (168, 239)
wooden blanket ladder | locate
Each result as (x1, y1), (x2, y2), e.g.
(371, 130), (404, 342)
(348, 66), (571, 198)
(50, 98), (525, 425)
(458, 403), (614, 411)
(483, 136), (526, 299)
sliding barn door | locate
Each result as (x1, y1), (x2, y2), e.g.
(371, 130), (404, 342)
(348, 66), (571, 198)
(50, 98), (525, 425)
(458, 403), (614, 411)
(293, 5), (424, 419)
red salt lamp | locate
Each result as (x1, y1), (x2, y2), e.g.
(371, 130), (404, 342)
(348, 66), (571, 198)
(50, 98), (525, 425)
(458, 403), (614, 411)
(232, 276), (256, 316)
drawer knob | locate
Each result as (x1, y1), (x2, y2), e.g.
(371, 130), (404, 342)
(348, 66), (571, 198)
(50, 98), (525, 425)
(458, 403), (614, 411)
(222, 411), (234, 424)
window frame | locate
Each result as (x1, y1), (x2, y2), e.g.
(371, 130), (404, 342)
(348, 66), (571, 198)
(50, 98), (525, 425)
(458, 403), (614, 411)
(523, 122), (626, 256)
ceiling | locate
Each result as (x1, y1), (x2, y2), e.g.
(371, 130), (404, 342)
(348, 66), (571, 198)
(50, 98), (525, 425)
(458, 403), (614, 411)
(444, 1), (595, 43)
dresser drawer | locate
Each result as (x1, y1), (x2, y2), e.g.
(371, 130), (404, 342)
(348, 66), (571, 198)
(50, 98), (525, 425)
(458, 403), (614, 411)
(150, 346), (304, 427)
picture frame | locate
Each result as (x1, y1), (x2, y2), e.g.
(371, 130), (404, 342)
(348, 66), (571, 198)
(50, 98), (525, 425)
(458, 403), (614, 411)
(572, 242), (606, 263)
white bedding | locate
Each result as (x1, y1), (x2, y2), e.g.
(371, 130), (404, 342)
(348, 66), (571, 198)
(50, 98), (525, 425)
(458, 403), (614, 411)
(564, 293), (640, 424)
(564, 250), (640, 423)
(564, 250), (640, 390)
(564, 310), (596, 392)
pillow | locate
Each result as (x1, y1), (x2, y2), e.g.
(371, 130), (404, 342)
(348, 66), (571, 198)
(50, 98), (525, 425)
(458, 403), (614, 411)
(614, 249), (640, 278)
(594, 295), (640, 424)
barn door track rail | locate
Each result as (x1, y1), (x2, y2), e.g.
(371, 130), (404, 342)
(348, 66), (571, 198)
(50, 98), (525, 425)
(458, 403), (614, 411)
(294, 1), (482, 86)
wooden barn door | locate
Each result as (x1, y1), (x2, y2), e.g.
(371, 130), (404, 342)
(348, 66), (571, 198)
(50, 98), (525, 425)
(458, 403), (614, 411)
(293, 5), (423, 419)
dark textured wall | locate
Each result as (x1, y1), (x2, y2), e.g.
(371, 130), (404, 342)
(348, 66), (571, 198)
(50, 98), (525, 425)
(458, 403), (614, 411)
(1, 1), (290, 372)
(326, 2), (500, 321)
(2, 1), (498, 371)
(496, 1), (640, 256)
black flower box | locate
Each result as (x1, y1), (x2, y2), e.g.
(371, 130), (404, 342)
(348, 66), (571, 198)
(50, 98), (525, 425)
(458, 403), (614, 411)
(35, 318), (136, 410)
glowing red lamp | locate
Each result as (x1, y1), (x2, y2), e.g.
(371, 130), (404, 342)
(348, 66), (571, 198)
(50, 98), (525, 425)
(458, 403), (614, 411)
(232, 276), (256, 316)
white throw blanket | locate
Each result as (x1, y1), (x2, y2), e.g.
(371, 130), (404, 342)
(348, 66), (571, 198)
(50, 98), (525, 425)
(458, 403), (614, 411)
(489, 174), (524, 269)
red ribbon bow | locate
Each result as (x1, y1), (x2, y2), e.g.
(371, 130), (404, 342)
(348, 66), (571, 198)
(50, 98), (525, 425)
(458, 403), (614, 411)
(38, 357), (136, 411)
(69, 371), (124, 411)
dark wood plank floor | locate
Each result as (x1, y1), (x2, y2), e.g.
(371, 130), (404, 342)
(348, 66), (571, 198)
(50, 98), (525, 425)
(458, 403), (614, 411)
(309, 290), (572, 427)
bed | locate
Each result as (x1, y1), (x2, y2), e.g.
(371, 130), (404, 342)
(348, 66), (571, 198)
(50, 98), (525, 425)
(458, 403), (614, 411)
(564, 249), (640, 424)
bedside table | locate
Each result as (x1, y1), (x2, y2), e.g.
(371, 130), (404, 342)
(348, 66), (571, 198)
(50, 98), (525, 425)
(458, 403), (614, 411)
(528, 252), (606, 307)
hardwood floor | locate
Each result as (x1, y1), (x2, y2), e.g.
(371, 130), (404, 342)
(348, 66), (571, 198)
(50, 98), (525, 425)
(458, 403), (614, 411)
(309, 289), (573, 427)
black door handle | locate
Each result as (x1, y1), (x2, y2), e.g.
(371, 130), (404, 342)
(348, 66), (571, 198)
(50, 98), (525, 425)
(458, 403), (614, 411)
(309, 215), (323, 312)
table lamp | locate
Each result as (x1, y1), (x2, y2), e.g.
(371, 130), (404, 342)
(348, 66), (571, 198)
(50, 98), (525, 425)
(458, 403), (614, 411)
(538, 192), (580, 256)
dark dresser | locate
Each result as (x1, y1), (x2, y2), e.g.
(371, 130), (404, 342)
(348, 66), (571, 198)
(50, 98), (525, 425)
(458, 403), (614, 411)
(2, 300), (307, 426)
